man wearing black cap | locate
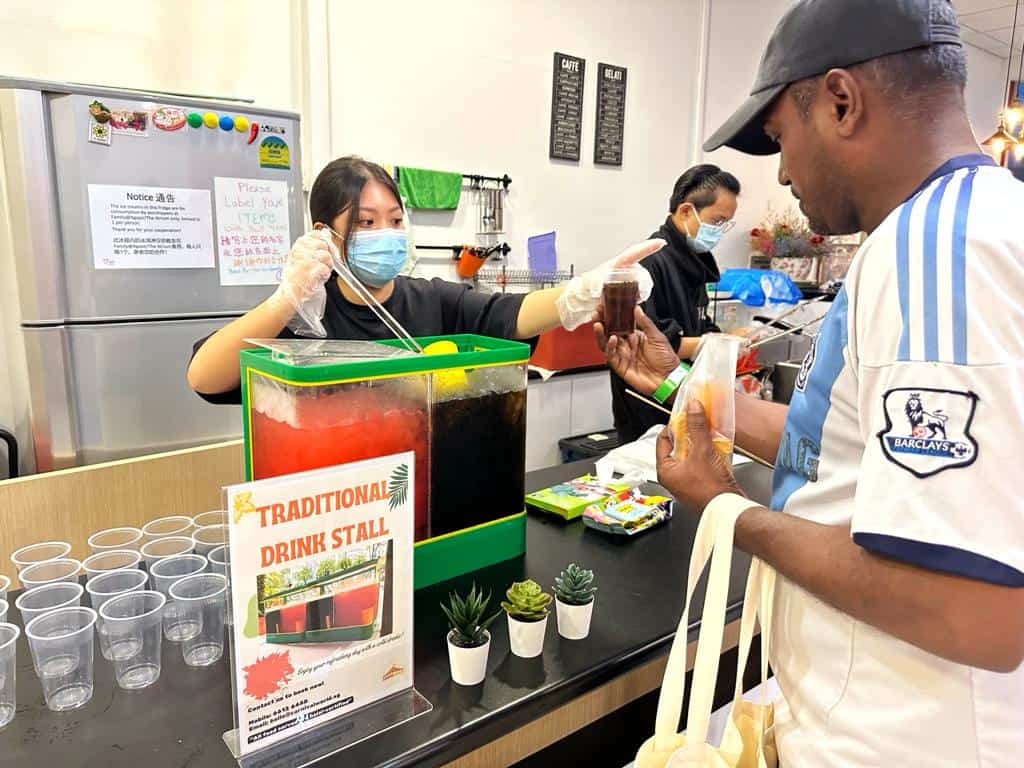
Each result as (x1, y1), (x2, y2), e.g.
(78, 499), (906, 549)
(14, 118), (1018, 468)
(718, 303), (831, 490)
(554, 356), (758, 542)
(597, 1), (1024, 764)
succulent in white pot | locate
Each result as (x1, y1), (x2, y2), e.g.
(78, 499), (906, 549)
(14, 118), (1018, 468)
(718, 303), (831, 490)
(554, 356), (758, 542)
(441, 583), (501, 686)
(501, 579), (552, 658)
(553, 563), (597, 640)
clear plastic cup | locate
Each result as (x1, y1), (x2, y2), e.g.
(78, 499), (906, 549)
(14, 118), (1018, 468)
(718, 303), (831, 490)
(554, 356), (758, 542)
(87, 527), (143, 553)
(82, 550), (141, 580)
(192, 524), (228, 557)
(24, 607), (97, 712)
(15, 582), (84, 628)
(208, 546), (233, 627)
(192, 510), (227, 529)
(85, 569), (149, 661)
(11, 541), (72, 571)
(19, 558), (81, 591)
(140, 536), (195, 569)
(0, 575), (10, 603)
(602, 267), (643, 337)
(169, 573), (227, 666)
(99, 591), (166, 690)
(141, 516), (193, 542)
(0, 623), (20, 729)
(0, 600), (6, 624)
(150, 554), (208, 641)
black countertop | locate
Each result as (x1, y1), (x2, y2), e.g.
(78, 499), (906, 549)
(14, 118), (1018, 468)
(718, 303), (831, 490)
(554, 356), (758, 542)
(0, 460), (772, 767)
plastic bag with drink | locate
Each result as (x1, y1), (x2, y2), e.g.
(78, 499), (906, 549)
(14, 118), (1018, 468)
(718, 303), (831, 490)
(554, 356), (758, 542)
(669, 334), (740, 463)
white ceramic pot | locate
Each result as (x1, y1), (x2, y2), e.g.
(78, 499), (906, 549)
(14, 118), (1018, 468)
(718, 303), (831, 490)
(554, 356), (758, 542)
(447, 630), (491, 686)
(556, 597), (594, 640)
(507, 613), (548, 658)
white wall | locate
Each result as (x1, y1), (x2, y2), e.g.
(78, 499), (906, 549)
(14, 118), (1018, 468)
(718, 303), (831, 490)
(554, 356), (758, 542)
(323, 0), (703, 278)
(0, 0), (305, 475)
(701, 0), (795, 271)
(964, 43), (1011, 140)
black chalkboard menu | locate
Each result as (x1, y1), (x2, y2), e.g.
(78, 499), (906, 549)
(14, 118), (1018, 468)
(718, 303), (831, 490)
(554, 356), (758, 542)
(594, 63), (627, 166)
(549, 52), (586, 162)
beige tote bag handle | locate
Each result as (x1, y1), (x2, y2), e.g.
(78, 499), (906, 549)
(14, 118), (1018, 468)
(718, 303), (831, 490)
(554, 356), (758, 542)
(652, 501), (746, 750)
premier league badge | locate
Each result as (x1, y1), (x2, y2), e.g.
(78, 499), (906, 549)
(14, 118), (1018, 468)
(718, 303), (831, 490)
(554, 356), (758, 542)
(878, 388), (978, 478)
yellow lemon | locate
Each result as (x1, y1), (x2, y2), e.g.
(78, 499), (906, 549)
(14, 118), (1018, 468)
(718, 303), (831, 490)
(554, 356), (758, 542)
(424, 340), (467, 395)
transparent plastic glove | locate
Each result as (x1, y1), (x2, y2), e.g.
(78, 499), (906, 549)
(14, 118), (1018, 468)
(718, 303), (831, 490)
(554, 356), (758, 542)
(270, 233), (334, 338)
(557, 238), (665, 331)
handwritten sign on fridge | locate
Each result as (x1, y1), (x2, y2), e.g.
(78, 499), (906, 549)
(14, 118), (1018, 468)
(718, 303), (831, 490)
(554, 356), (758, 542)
(88, 184), (215, 270)
(215, 177), (292, 286)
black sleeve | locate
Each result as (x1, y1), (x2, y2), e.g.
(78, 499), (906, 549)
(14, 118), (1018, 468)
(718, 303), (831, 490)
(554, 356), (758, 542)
(432, 279), (538, 347)
(188, 325), (298, 406)
(640, 260), (685, 353)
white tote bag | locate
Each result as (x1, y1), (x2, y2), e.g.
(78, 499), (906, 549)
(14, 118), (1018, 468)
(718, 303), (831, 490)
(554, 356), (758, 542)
(634, 501), (777, 768)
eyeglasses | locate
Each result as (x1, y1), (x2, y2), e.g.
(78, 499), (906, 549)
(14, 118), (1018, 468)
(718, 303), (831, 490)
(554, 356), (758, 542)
(711, 220), (737, 234)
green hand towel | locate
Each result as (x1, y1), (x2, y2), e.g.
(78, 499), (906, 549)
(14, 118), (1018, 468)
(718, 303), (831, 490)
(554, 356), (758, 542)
(397, 166), (463, 209)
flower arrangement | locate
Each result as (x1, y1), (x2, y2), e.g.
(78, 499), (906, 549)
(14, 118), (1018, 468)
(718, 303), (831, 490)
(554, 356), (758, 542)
(749, 208), (826, 259)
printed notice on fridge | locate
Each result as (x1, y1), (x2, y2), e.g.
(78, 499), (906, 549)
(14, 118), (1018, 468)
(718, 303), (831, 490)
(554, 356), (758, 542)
(214, 177), (292, 286)
(88, 184), (215, 269)
(224, 454), (414, 756)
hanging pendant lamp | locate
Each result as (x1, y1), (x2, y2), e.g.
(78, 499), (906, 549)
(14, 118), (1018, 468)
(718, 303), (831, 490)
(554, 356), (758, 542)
(982, 0), (1022, 164)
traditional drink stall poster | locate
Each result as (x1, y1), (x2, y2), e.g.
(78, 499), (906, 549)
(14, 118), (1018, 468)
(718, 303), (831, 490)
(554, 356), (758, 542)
(224, 453), (414, 756)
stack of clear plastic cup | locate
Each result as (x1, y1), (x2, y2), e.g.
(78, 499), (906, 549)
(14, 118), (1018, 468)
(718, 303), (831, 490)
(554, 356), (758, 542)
(82, 550), (141, 581)
(149, 554), (208, 641)
(0, 600), (6, 624)
(87, 527), (143, 553)
(85, 569), (149, 661)
(192, 524), (228, 557)
(19, 559), (82, 591)
(24, 607), (98, 712)
(0, 575), (10, 603)
(140, 537), (195, 569)
(16, 583), (85, 635)
(0, 623), (19, 729)
(207, 546), (232, 627)
(99, 591), (166, 690)
(192, 510), (227, 529)
(10, 541), (71, 572)
(141, 516), (193, 542)
(168, 573), (227, 666)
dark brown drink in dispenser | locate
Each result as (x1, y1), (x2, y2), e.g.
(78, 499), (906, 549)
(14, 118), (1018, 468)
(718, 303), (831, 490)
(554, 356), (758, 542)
(602, 271), (640, 336)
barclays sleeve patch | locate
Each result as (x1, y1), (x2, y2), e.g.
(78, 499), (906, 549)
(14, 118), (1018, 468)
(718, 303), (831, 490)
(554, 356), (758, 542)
(878, 388), (979, 478)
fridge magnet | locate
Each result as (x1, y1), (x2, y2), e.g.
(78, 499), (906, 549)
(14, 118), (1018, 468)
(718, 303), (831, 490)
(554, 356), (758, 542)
(186, 111), (203, 128)
(258, 135), (290, 169)
(88, 120), (112, 146)
(88, 99), (112, 123)
(152, 106), (186, 132)
(246, 121), (260, 144)
(110, 109), (148, 136)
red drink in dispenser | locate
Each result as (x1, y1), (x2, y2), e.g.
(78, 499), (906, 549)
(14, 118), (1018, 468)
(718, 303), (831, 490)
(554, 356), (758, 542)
(333, 582), (380, 628)
(279, 602), (307, 634)
(251, 379), (430, 540)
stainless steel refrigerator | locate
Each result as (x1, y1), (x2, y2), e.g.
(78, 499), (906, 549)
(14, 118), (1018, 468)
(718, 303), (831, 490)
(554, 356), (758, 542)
(0, 77), (304, 472)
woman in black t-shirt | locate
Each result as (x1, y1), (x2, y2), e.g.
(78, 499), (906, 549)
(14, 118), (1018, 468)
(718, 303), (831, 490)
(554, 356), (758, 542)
(188, 156), (664, 404)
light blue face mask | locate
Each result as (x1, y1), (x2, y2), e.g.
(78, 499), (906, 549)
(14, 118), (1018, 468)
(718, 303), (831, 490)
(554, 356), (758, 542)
(344, 228), (408, 287)
(685, 209), (725, 254)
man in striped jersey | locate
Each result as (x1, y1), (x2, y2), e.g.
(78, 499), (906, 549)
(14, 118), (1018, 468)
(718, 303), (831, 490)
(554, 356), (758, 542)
(598, 0), (1024, 765)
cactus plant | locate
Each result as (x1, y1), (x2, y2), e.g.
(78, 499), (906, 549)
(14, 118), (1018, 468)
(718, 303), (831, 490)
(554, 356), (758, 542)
(441, 583), (501, 648)
(501, 579), (552, 622)
(553, 563), (597, 606)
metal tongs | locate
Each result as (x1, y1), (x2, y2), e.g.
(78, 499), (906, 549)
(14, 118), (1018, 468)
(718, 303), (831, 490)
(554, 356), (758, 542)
(321, 227), (423, 354)
(746, 296), (828, 350)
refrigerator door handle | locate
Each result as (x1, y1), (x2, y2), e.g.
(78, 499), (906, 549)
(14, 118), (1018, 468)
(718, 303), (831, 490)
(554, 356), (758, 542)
(22, 325), (81, 471)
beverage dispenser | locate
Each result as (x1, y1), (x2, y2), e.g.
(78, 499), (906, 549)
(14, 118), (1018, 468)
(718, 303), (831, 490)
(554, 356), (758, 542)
(240, 335), (530, 588)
